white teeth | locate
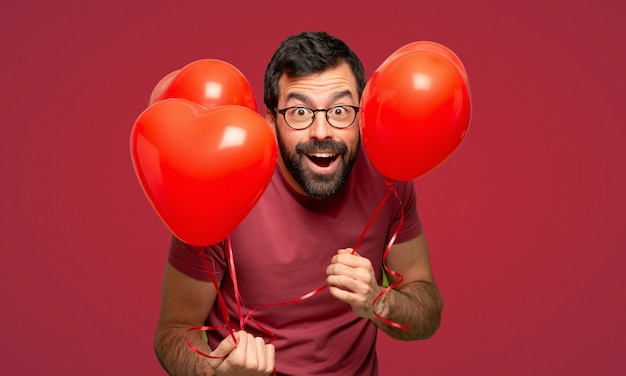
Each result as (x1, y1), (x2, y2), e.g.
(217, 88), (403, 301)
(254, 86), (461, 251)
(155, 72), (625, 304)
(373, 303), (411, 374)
(308, 152), (335, 158)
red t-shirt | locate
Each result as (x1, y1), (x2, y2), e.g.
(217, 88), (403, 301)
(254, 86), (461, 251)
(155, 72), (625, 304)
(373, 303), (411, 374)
(169, 146), (422, 375)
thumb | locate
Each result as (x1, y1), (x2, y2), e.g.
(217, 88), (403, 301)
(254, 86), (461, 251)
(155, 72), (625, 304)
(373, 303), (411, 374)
(206, 332), (238, 369)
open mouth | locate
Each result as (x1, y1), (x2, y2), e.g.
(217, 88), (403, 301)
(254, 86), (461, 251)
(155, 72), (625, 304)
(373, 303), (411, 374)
(307, 152), (339, 168)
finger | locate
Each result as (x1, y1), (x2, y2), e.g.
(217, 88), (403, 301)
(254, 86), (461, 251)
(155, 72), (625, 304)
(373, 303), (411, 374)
(223, 330), (250, 367)
(265, 343), (276, 374)
(243, 333), (260, 369)
(254, 336), (267, 371)
(327, 274), (358, 295)
(326, 264), (352, 283)
(333, 252), (370, 269)
(331, 248), (354, 263)
(207, 331), (238, 369)
(328, 284), (353, 299)
(327, 262), (371, 285)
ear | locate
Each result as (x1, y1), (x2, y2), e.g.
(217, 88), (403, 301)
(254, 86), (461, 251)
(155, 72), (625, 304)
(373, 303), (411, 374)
(265, 108), (277, 134)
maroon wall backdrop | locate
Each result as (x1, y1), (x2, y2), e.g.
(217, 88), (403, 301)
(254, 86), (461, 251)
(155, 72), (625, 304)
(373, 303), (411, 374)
(2, 0), (624, 374)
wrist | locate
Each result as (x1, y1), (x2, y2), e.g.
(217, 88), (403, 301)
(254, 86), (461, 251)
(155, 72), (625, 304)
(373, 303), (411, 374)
(371, 286), (394, 321)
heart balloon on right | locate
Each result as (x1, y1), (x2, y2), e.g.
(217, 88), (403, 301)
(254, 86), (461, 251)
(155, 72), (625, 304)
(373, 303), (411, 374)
(360, 42), (471, 181)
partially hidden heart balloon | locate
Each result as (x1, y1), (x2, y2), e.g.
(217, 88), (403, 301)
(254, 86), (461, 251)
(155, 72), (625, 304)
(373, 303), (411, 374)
(130, 99), (277, 245)
(150, 59), (257, 111)
(360, 45), (471, 181)
(149, 69), (180, 105)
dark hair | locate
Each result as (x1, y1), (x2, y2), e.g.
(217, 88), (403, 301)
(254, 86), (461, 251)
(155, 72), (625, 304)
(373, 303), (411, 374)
(264, 31), (366, 114)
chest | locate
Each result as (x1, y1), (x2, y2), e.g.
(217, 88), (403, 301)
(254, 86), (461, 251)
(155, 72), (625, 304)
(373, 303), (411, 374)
(226, 181), (395, 307)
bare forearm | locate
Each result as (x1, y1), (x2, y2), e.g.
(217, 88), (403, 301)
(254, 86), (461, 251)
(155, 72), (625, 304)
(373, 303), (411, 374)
(373, 280), (443, 340)
(155, 326), (213, 376)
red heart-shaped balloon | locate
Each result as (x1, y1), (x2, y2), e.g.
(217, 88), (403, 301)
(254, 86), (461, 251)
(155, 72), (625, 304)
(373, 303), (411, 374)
(148, 69), (180, 105)
(361, 49), (471, 181)
(130, 99), (277, 245)
(151, 59), (257, 111)
(381, 41), (468, 81)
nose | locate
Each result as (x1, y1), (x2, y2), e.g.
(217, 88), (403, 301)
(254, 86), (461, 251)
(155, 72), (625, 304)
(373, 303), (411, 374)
(308, 111), (334, 140)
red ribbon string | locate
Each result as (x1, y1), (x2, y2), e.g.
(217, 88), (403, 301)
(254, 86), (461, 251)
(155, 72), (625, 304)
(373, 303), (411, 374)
(372, 182), (411, 330)
(226, 237), (280, 343)
(225, 237), (244, 329)
(182, 246), (237, 359)
(185, 179), (410, 360)
(184, 325), (228, 359)
(352, 179), (395, 254)
(197, 246), (237, 343)
(241, 180), (410, 332)
(238, 183), (395, 330)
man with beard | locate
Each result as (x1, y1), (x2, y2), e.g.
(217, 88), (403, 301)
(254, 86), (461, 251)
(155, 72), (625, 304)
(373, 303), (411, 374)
(154, 31), (443, 376)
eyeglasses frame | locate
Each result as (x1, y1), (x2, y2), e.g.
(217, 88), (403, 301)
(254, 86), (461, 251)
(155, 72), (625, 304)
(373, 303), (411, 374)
(275, 105), (360, 130)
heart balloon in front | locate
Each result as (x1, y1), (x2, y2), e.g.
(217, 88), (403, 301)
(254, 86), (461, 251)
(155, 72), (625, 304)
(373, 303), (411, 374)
(130, 99), (277, 246)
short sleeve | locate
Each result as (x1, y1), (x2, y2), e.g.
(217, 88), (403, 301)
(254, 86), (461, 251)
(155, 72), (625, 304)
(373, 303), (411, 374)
(390, 180), (423, 244)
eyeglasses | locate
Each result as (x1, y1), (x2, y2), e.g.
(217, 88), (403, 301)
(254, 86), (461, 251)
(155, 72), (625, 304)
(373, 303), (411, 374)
(276, 105), (360, 130)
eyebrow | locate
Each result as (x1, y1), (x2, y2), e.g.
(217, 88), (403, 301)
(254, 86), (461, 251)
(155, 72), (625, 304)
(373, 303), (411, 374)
(284, 90), (355, 106)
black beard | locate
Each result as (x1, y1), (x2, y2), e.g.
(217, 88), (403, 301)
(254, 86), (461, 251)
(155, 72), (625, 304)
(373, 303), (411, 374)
(277, 133), (359, 199)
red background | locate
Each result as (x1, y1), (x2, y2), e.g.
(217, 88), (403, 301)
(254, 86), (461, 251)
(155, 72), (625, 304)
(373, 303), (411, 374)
(2, 0), (625, 374)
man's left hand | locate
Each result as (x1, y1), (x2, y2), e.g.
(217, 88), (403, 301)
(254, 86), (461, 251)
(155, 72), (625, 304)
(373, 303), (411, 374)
(326, 248), (383, 319)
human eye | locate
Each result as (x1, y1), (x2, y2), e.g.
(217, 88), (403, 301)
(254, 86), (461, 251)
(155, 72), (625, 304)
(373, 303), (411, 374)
(329, 105), (350, 119)
(288, 106), (311, 119)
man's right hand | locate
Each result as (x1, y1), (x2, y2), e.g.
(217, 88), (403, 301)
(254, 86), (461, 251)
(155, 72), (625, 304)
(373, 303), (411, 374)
(208, 331), (275, 375)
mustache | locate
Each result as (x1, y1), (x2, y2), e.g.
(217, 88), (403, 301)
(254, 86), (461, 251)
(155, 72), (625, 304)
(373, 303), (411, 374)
(295, 139), (348, 155)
